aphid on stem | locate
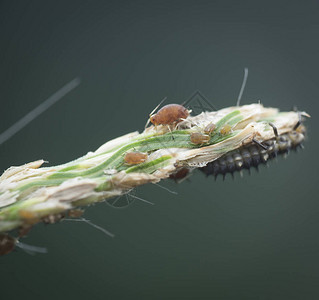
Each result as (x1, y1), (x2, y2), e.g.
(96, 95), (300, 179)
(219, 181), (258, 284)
(204, 122), (216, 135)
(220, 124), (232, 135)
(190, 132), (210, 145)
(145, 97), (190, 131)
(149, 103), (189, 127)
(124, 152), (148, 165)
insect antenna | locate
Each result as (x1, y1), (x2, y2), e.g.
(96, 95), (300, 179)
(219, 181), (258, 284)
(144, 96), (167, 129)
(236, 68), (249, 106)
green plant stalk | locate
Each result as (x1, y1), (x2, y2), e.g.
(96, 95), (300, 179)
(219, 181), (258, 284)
(0, 104), (304, 232)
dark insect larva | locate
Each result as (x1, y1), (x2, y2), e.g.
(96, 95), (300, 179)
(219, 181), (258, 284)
(0, 233), (16, 256)
(190, 132), (210, 145)
(150, 104), (189, 126)
(124, 152), (148, 165)
(200, 130), (305, 178)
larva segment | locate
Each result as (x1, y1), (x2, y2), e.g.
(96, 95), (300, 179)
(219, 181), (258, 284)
(200, 131), (305, 178)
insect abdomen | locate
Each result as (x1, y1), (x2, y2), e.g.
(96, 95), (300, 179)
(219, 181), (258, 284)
(200, 131), (305, 178)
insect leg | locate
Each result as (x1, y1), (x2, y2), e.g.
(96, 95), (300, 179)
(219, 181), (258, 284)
(252, 138), (268, 150)
(167, 125), (175, 141)
(268, 122), (279, 137)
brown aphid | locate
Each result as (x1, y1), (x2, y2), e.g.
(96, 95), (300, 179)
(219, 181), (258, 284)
(169, 168), (189, 182)
(0, 233), (16, 256)
(68, 209), (84, 218)
(150, 104), (189, 126)
(190, 132), (210, 145)
(204, 122), (216, 135)
(124, 152), (148, 165)
(220, 124), (232, 135)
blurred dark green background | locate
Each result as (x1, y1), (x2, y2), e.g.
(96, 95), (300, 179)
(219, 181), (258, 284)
(0, 1), (318, 299)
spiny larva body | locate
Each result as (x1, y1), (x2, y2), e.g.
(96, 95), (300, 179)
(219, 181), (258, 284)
(200, 130), (305, 178)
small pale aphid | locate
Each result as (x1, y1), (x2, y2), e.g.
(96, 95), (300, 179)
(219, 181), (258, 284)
(124, 152), (148, 165)
(190, 132), (210, 145)
(150, 104), (189, 126)
(220, 124), (232, 135)
(204, 122), (216, 135)
(0, 233), (16, 256)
